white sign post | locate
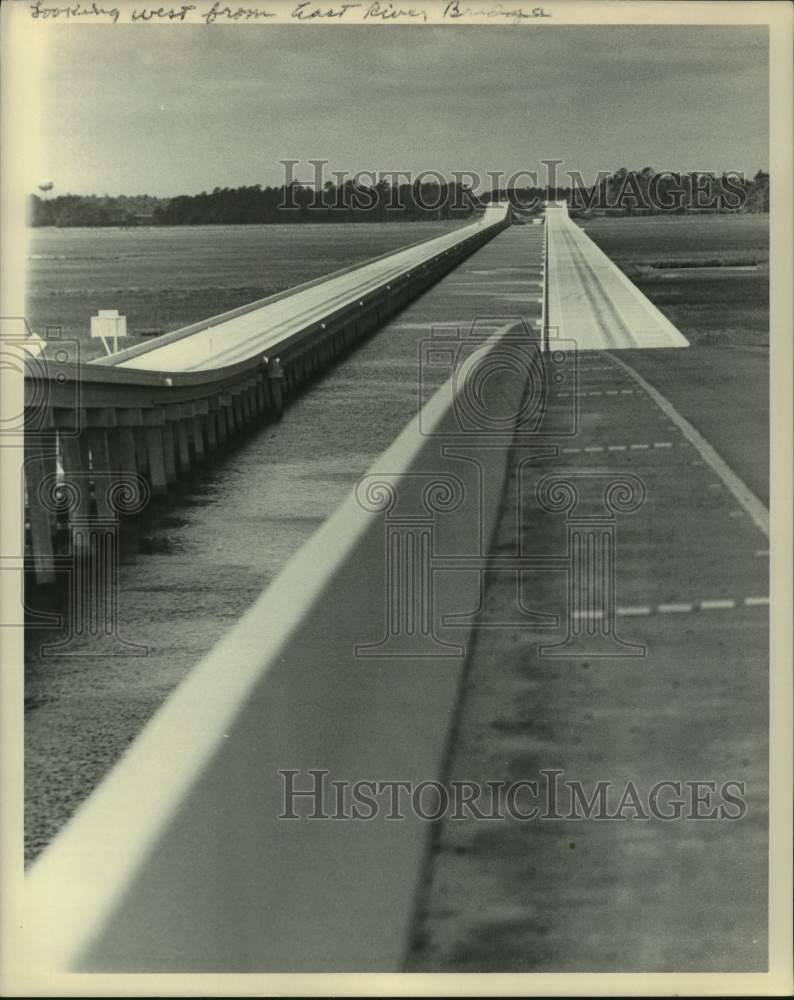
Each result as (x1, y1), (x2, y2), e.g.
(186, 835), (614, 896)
(90, 309), (127, 356)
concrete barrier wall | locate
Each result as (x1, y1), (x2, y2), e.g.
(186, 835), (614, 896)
(25, 322), (530, 973)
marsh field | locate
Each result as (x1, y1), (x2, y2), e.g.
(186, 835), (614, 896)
(25, 222), (463, 360)
(27, 215), (769, 342)
(582, 214), (769, 347)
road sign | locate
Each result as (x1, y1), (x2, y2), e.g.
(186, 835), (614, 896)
(90, 310), (127, 355)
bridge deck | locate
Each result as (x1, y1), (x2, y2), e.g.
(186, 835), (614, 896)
(546, 204), (689, 350)
(100, 205), (510, 373)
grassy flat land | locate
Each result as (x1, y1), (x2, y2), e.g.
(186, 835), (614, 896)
(26, 221), (463, 361)
(584, 215), (769, 504)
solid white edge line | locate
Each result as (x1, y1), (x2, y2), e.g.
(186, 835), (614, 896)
(608, 353), (770, 540)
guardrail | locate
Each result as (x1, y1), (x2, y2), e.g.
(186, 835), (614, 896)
(23, 206), (511, 584)
(24, 319), (529, 973)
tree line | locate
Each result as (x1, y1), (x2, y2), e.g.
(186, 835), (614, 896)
(28, 170), (770, 227)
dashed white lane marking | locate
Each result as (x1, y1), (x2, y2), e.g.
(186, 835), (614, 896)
(611, 597), (769, 617)
(607, 353), (769, 540)
(755, 550), (769, 558)
(557, 389), (638, 397)
(729, 510), (744, 518)
(557, 442), (675, 455)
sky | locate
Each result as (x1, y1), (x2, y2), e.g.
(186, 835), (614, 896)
(25, 23), (768, 197)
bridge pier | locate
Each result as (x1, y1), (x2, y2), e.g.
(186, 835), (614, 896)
(109, 427), (138, 498)
(83, 424), (115, 519)
(192, 413), (206, 463)
(24, 438), (57, 585)
(161, 422), (178, 487)
(217, 401), (230, 444)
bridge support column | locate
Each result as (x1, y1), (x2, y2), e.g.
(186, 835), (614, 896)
(176, 419), (191, 475)
(217, 403), (229, 444)
(231, 394), (243, 434)
(60, 435), (91, 520)
(24, 438), (57, 585)
(268, 357), (285, 419)
(192, 415), (206, 462)
(110, 426), (138, 479)
(242, 386), (253, 424)
(132, 427), (149, 479)
(83, 426), (114, 518)
(162, 422), (177, 485)
(255, 378), (266, 417)
(205, 406), (218, 452)
(144, 427), (168, 498)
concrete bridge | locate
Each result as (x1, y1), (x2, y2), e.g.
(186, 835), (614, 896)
(21, 203), (768, 972)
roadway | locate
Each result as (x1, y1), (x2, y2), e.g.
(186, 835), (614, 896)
(409, 217), (769, 971)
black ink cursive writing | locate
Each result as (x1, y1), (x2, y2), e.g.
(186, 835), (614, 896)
(291, 1), (362, 19)
(443, 0), (551, 22)
(131, 4), (196, 20)
(29, 0), (121, 23)
(364, 1), (427, 21)
(201, 2), (275, 22)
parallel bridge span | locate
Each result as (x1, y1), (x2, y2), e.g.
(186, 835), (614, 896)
(22, 204), (511, 584)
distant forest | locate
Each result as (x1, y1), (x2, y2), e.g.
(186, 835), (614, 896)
(28, 169), (770, 227)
